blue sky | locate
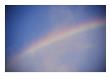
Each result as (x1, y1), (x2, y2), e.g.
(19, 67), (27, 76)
(5, 5), (106, 72)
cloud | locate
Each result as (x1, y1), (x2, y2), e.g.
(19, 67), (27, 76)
(6, 6), (106, 72)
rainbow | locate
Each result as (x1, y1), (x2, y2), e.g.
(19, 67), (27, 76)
(20, 19), (105, 56)
(8, 18), (105, 67)
(8, 18), (105, 72)
(10, 19), (105, 61)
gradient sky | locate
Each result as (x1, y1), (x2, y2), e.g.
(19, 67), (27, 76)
(5, 5), (106, 72)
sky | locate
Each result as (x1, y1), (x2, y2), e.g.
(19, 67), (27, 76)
(5, 5), (106, 72)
